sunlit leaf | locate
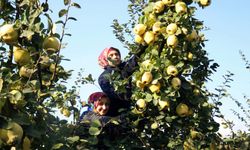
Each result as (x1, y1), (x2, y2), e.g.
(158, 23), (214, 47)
(59, 9), (68, 17)
(0, 78), (3, 92)
(91, 119), (101, 128)
(64, 0), (70, 5)
(71, 2), (81, 9)
(67, 136), (80, 144)
(89, 127), (101, 135)
(52, 143), (64, 149)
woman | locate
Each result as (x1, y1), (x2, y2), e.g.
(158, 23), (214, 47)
(98, 46), (145, 116)
(77, 92), (127, 148)
(80, 92), (112, 126)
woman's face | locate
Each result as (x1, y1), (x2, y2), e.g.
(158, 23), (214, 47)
(107, 50), (121, 67)
(94, 97), (110, 116)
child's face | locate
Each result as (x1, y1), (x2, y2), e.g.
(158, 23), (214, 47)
(94, 97), (110, 116)
(107, 50), (121, 67)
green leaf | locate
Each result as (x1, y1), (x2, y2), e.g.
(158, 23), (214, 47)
(55, 20), (64, 25)
(44, 13), (53, 34)
(89, 127), (101, 135)
(59, 9), (68, 17)
(91, 119), (101, 128)
(0, 78), (3, 92)
(88, 136), (98, 145)
(12, 113), (32, 125)
(64, 0), (70, 5)
(52, 143), (64, 149)
(207, 126), (214, 130)
(143, 2), (154, 15)
(145, 93), (153, 102)
(71, 2), (81, 9)
(110, 120), (119, 125)
(20, 30), (34, 38)
(68, 17), (77, 21)
(67, 136), (80, 144)
(0, 47), (6, 51)
(0, 98), (6, 113)
(176, 61), (185, 69)
(64, 33), (72, 36)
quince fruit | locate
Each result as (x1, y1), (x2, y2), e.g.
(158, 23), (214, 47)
(133, 24), (147, 35)
(167, 35), (178, 48)
(19, 66), (35, 78)
(9, 89), (26, 108)
(0, 122), (23, 145)
(199, 0), (211, 6)
(151, 122), (159, 129)
(134, 34), (144, 44)
(186, 30), (198, 42)
(136, 80), (145, 90)
(61, 108), (71, 117)
(143, 31), (155, 44)
(162, 0), (173, 6)
(175, 2), (187, 14)
(187, 52), (193, 61)
(152, 22), (161, 34)
(0, 24), (18, 44)
(43, 36), (60, 52)
(176, 103), (189, 117)
(190, 130), (201, 139)
(166, 23), (178, 35)
(136, 99), (147, 109)
(153, 1), (165, 13)
(149, 81), (161, 93)
(141, 71), (153, 85)
(158, 99), (170, 110)
(171, 77), (181, 90)
(166, 65), (178, 76)
(13, 47), (31, 66)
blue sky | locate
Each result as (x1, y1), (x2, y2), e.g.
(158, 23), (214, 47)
(50, 1), (250, 133)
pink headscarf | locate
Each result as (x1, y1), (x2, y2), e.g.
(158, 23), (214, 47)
(98, 47), (120, 68)
(88, 92), (108, 108)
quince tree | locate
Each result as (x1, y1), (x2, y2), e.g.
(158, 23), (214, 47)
(0, 0), (82, 149)
(110, 0), (221, 149)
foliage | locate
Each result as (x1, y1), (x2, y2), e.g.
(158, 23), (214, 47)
(1, 0), (249, 149)
(0, 0), (83, 149)
(109, 0), (222, 149)
(208, 51), (250, 149)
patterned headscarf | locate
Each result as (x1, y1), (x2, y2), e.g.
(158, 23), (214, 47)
(79, 92), (109, 121)
(88, 92), (108, 108)
(98, 47), (121, 68)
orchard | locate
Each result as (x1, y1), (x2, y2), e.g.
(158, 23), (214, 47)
(0, 0), (249, 150)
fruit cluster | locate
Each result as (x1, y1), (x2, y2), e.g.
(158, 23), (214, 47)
(132, 0), (212, 115)
(130, 0), (217, 148)
(0, 2), (73, 147)
(133, 0), (210, 46)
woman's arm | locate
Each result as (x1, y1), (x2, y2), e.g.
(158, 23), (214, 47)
(98, 72), (124, 101)
(122, 45), (147, 76)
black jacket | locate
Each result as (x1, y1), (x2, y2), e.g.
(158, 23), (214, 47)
(98, 55), (139, 116)
(80, 111), (112, 127)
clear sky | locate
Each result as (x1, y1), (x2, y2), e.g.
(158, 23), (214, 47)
(50, 0), (250, 134)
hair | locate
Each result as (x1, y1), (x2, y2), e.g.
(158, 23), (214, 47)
(109, 47), (121, 57)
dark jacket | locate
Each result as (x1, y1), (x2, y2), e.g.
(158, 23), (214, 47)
(98, 55), (139, 116)
(80, 111), (112, 127)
